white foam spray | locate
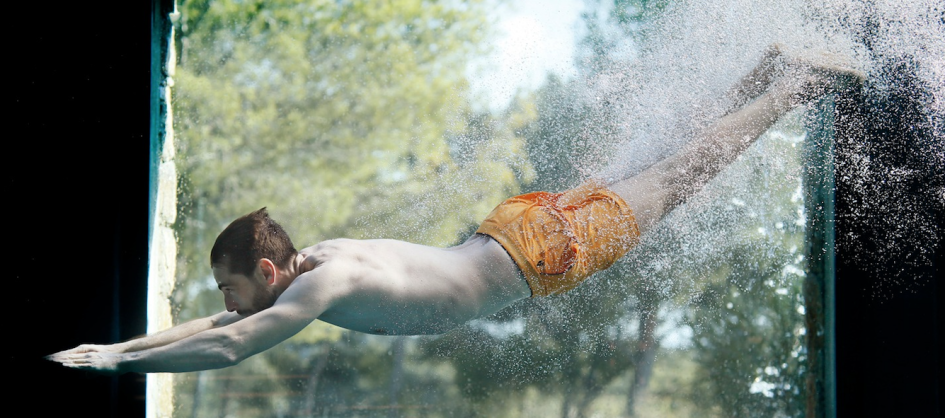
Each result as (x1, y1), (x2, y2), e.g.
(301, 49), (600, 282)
(578, 0), (943, 300)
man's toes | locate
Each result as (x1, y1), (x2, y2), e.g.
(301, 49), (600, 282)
(764, 43), (786, 61)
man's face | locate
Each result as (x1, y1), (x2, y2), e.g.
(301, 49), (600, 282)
(212, 265), (279, 316)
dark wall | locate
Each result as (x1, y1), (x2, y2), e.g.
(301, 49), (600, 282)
(835, 58), (943, 417)
(9, 2), (151, 416)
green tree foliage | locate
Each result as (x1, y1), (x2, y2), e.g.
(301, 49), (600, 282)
(173, 0), (532, 284)
(682, 131), (809, 418)
(614, 123), (811, 417)
(173, 0), (535, 311)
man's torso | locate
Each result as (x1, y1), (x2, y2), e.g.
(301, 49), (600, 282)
(295, 235), (527, 335)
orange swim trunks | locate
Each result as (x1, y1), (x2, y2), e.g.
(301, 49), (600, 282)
(476, 180), (641, 296)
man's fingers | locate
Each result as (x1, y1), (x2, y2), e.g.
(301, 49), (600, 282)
(48, 352), (94, 364)
(49, 347), (121, 375)
(46, 352), (72, 362)
(56, 354), (110, 370)
(48, 344), (105, 361)
(62, 361), (96, 370)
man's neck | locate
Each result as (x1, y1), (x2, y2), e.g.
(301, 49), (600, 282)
(274, 254), (304, 291)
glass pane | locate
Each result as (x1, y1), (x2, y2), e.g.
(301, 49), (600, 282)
(166, 1), (840, 416)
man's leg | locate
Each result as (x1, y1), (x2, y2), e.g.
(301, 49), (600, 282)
(722, 44), (787, 115)
(610, 50), (864, 235)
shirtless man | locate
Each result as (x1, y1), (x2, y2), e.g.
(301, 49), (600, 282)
(49, 46), (863, 374)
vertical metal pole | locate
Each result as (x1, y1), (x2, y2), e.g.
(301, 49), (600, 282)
(803, 95), (837, 418)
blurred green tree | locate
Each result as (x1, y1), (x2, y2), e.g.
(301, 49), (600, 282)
(683, 132), (809, 418)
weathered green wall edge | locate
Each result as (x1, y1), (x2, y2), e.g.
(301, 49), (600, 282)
(149, 0), (173, 247)
(803, 95), (838, 418)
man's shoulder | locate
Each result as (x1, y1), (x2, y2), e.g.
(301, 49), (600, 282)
(297, 238), (379, 274)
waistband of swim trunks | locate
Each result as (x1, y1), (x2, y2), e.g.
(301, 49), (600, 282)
(476, 182), (637, 297)
(474, 228), (546, 297)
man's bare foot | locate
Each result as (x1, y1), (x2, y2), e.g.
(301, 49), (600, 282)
(778, 50), (866, 105)
(724, 43), (789, 111)
(760, 43), (787, 70)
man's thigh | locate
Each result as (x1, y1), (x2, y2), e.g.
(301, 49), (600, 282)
(607, 160), (676, 236)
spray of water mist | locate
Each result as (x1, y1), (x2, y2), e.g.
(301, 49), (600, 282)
(568, 0), (944, 302)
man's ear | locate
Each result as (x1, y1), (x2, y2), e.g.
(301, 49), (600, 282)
(258, 258), (277, 285)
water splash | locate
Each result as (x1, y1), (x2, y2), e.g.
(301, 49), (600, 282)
(578, 0), (943, 300)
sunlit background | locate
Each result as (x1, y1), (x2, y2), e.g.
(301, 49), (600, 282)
(161, 0), (943, 416)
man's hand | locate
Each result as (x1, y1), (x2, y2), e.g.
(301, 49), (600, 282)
(47, 346), (126, 375)
(48, 312), (243, 375)
(50, 343), (125, 356)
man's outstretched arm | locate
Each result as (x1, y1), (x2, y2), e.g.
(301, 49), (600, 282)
(48, 270), (338, 374)
(49, 310), (244, 359)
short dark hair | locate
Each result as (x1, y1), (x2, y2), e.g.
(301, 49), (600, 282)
(211, 207), (298, 277)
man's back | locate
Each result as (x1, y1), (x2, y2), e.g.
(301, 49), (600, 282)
(301, 235), (529, 335)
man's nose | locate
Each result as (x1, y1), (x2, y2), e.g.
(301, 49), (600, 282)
(224, 294), (237, 312)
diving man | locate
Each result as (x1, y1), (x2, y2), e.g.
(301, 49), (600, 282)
(49, 46), (863, 374)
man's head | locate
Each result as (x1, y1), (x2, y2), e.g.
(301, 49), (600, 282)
(210, 208), (298, 314)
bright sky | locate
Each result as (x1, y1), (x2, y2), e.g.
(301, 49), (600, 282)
(469, 0), (585, 112)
